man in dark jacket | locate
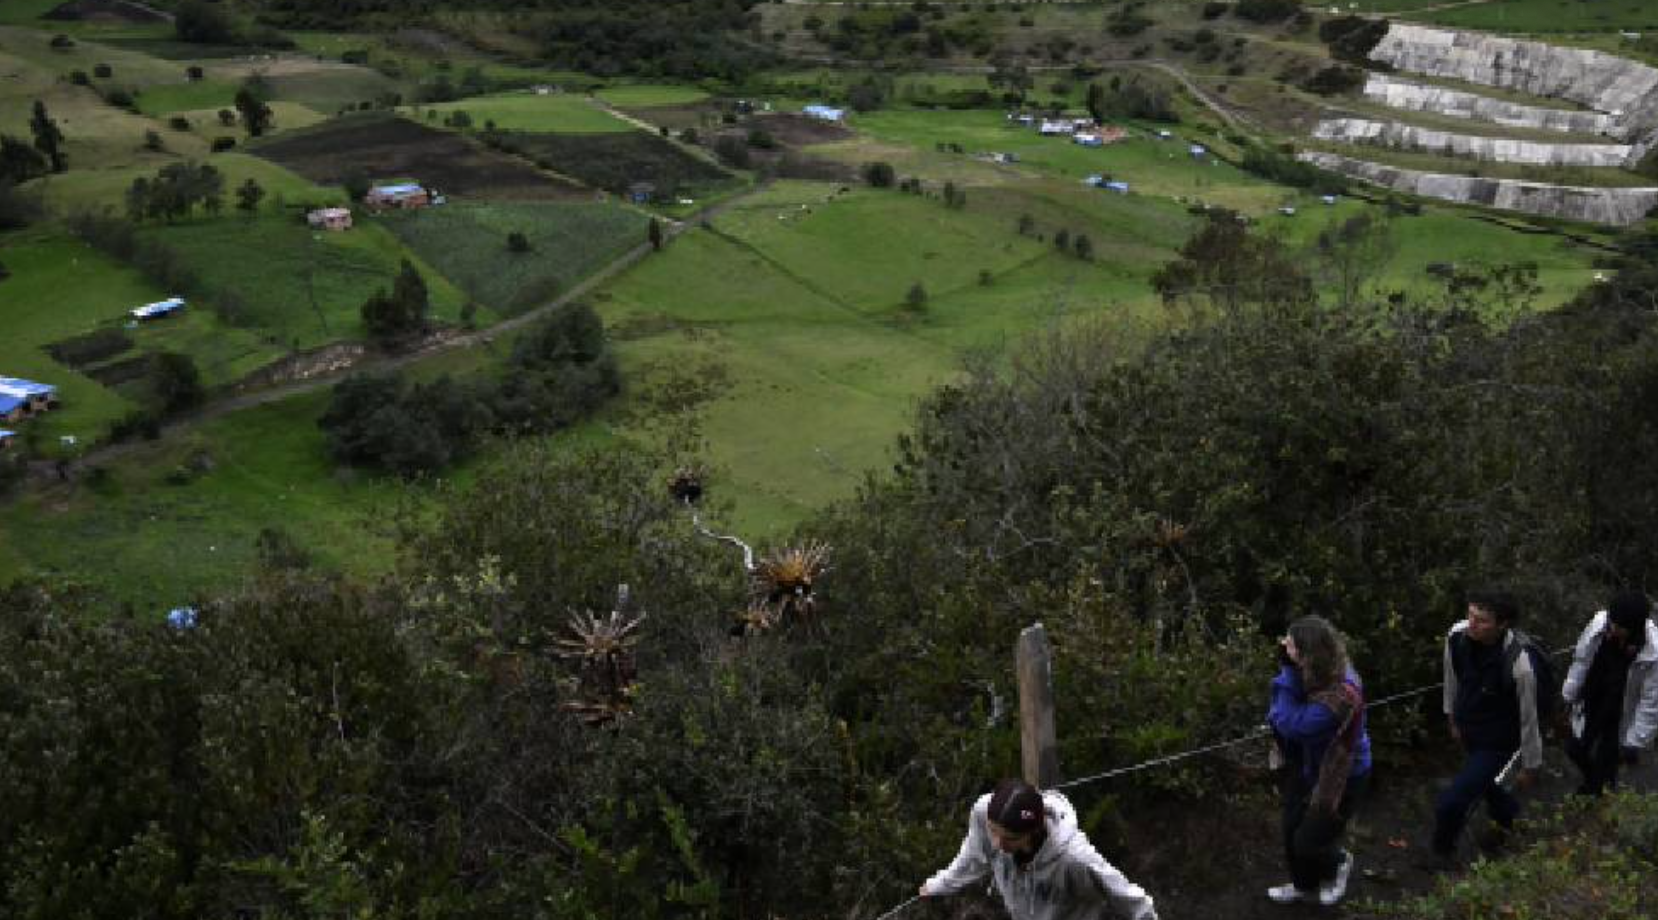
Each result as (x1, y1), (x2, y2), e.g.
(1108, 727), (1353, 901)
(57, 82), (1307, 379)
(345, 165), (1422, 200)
(1431, 590), (1543, 863)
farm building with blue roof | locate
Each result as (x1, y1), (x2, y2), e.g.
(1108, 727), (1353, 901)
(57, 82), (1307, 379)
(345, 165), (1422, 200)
(0, 376), (59, 422)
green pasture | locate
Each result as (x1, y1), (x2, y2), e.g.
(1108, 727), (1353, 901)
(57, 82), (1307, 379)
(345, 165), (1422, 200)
(134, 79), (237, 116)
(0, 389), (403, 610)
(832, 108), (1286, 214)
(0, 231), (285, 446)
(381, 201), (650, 315)
(0, 24), (182, 84)
(1418, 0), (1658, 32)
(0, 0), (66, 26)
(596, 179), (1196, 533)
(1252, 193), (1603, 313)
(413, 91), (635, 133)
(597, 84), (711, 108)
(39, 151), (340, 217)
(136, 212), (472, 351)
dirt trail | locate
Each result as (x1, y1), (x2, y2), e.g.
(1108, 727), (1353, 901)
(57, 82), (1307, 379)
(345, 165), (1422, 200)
(1141, 737), (1658, 919)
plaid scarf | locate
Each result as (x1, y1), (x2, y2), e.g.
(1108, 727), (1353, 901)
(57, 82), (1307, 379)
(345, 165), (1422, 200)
(1307, 681), (1364, 815)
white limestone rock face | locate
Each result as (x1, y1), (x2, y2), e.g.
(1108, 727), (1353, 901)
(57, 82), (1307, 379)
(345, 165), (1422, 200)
(1297, 151), (1658, 225)
(1362, 74), (1618, 136)
(1369, 24), (1658, 138)
(1313, 117), (1633, 167)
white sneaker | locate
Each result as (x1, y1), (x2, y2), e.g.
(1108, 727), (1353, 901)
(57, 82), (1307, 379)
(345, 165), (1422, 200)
(1266, 883), (1308, 904)
(1319, 850), (1354, 907)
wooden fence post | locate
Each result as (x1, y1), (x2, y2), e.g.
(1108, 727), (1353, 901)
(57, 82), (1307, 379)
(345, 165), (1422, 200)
(1017, 622), (1060, 788)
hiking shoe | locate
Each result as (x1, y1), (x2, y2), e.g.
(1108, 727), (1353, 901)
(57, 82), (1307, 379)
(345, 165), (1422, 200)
(1266, 883), (1310, 904)
(1319, 850), (1354, 906)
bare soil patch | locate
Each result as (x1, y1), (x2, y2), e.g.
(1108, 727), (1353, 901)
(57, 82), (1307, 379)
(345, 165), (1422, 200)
(44, 0), (168, 24)
(46, 329), (133, 369)
(84, 354), (152, 388)
(618, 102), (723, 133)
(757, 112), (853, 146)
(251, 115), (584, 200)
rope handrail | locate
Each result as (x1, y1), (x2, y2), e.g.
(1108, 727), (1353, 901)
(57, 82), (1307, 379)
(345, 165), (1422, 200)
(865, 641), (1577, 918)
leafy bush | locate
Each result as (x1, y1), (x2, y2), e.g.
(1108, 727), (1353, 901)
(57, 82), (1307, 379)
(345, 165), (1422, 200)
(1303, 64), (1367, 95)
(1320, 14), (1390, 64)
(1362, 794), (1658, 919)
(1234, 0), (1302, 23)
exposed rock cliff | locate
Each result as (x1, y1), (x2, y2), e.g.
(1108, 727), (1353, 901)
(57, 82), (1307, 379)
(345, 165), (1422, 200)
(1361, 73), (1618, 137)
(1313, 117), (1633, 168)
(1297, 151), (1658, 225)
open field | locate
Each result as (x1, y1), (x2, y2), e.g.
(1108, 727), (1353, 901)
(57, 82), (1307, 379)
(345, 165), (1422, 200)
(381, 201), (649, 315)
(251, 114), (584, 199)
(0, 37), (212, 170)
(828, 108), (1287, 213)
(0, 388), (405, 611)
(38, 150), (342, 215)
(494, 130), (734, 196)
(0, 231), (286, 445)
(140, 212), (476, 351)
(595, 84), (710, 108)
(415, 91), (635, 133)
(1416, 0), (1658, 32)
(598, 179), (1195, 533)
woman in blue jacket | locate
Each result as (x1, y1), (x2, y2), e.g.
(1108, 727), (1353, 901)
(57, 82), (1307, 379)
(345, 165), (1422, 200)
(1266, 615), (1372, 907)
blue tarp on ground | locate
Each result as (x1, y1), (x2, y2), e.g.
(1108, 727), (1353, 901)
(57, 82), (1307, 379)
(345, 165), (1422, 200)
(0, 395), (22, 416)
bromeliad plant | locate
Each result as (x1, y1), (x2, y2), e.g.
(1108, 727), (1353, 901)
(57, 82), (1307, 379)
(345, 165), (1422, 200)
(668, 469), (833, 635)
(556, 606), (645, 727)
(749, 540), (831, 626)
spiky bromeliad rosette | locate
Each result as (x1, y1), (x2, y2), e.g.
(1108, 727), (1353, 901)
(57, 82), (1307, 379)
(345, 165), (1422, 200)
(736, 540), (831, 634)
(555, 608), (644, 726)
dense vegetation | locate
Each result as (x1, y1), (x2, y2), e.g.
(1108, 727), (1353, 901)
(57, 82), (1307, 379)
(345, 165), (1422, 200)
(253, 0), (772, 78)
(6, 213), (1658, 916)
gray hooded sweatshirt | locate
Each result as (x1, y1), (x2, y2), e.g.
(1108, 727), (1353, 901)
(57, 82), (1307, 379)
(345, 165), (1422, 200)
(922, 790), (1158, 920)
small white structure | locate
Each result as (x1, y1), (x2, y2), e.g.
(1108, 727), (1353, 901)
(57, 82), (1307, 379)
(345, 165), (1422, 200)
(1279, 206), (1297, 216)
(1189, 144), (1208, 158)
(802, 104), (845, 122)
(1073, 133), (1103, 147)
(1156, 129), (1173, 140)
(1038, 119), (1073, 136)
(307, 207), (353, 231)
(1321, 194), (1339, 205)
(131, 297), (186, 321)
(1105, 180), (1130, 194)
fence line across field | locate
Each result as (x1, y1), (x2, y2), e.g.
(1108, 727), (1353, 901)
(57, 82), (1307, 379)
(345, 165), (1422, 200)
(863, 627), (1572, 919)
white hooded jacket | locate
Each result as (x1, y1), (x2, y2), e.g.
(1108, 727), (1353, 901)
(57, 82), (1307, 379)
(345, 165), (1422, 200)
(1562, 611), (1658, 749)
(922, 790), (1157, 920)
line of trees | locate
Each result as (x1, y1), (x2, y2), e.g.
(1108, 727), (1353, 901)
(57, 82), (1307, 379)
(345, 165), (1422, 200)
(321, 301), (620, 476)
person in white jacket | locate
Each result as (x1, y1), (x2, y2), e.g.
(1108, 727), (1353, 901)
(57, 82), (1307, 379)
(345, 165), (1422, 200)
(1562, 592), (1658, 795)
(919, 779), (1158, 920)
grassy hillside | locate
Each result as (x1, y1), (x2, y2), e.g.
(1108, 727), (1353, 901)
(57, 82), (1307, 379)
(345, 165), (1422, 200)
(381, 200), (649, 315)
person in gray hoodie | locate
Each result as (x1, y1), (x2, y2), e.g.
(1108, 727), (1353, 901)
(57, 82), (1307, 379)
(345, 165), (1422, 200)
(918, 779), (1158, 920)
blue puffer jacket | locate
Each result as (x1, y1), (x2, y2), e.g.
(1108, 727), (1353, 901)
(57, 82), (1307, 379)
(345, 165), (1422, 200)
(1267, 665), (1373, 785)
